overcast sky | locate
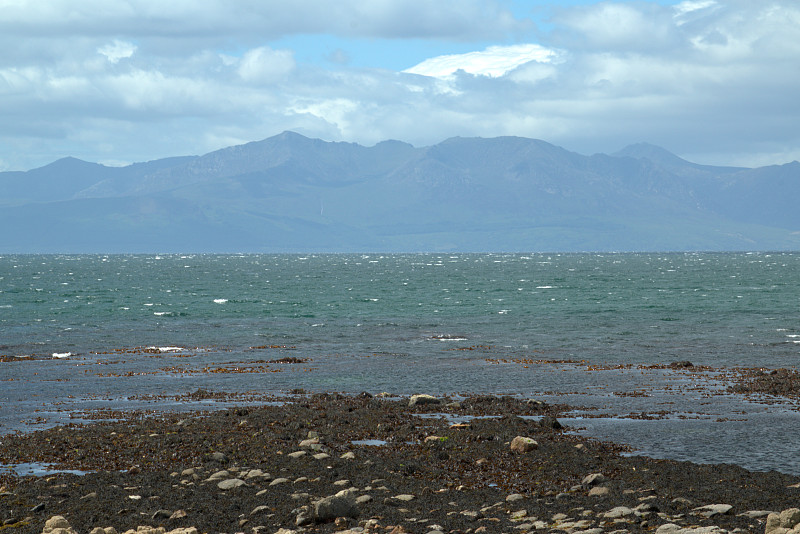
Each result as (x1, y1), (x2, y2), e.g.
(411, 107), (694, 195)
(1, 0), (798, 171)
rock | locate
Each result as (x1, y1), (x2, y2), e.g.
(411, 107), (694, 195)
(299, 437), (320, 447)
(206, 469), (229, 481)
(739, 510), (773, 519)
(693, 504), (732, 518)
(588, 486), (610, 497)
(210, 451), (228, 463)
(409, 394), (441, 407)
(270, 477), (290, 486)
(295, 507), (313, 526)
(169, 510), (187, 520)
(656, 525), (727, 533)
(151, 509), (172, 520)
(217, 478), (247, 490)
(766, 508), (800, 534)
(604, 506), (634, 518)
(781, 508), (800, 528)
(581, 473), (606, 487)
(510, 436), (538, 452)
(340, 452), (356, 460)
(43, 515), (77, 534)
(313, 488), (359, 522)
(538, 416), (562, 429)
(634, 502), (658, 514)
(288, 451), (307, 459)
(356, 495), (372, 504)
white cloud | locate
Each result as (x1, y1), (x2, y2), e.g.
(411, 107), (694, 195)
(0, 1), (799, 171)
(97, 40), (136, 63)
(237, 47), (295, 84)
(404, 44), (559, 79)
(673, 0), (719, 21)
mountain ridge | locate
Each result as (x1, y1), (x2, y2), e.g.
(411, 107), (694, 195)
(1, 132), (798, 253)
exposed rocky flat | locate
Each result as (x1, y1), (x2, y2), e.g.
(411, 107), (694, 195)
(1, 393), (799, 534)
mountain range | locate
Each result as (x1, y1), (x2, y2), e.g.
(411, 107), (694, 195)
(1, 131), (798, 252)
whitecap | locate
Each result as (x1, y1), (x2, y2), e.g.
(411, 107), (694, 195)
(213, 298), (228, 304)
(536, 285), (555, 289)
(147, 346), (185, 353)
(52, 352), (71, 359)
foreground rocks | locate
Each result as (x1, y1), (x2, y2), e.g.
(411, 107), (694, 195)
(1, 393), (799, 533)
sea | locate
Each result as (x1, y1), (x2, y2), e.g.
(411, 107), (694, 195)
(1, 252), (800, 475)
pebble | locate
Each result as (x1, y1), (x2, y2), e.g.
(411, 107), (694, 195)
(582, 473), (606, 487)
(604, 506), (634, 519)
(693, 504), (733, 518)
(206, 469), (229, 481)
(217, 478), (247, 490)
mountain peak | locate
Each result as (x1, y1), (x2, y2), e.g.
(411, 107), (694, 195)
(613, 143), (690, 166)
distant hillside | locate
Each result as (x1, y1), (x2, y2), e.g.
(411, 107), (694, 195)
(1, 132), (798, 252)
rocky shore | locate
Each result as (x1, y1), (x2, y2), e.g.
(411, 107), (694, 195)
(1, 393), (799, 534)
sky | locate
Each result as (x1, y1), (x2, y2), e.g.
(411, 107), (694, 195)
(1, 0), (799, 171)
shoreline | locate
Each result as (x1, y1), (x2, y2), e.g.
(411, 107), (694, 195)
(1, 393), (799, 534)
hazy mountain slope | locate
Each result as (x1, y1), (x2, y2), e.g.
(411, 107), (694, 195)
(1, 132), (798, 252)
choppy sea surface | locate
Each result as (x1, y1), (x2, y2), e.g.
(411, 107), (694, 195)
(1, 253), (799, 474)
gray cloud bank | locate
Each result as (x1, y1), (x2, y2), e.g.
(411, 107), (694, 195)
(1, 0), (798, 170)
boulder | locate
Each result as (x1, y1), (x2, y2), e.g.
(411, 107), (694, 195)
(42, 516), (77, 534)
(766, 508), (800, 534)
(409, 394), (441, 407)
(313, 488), (359, 522)
(510, 436), (538, 452)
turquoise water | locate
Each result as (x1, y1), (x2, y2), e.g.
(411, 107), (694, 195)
(1, 253), (800, 473)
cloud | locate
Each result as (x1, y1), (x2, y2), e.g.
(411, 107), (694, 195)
(237, 47), (295, 84)
(404, 44), (560, 78)
(0, 1), (799, 171)
(98, 39), (137, 63)
(0, 0), (525, 42)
